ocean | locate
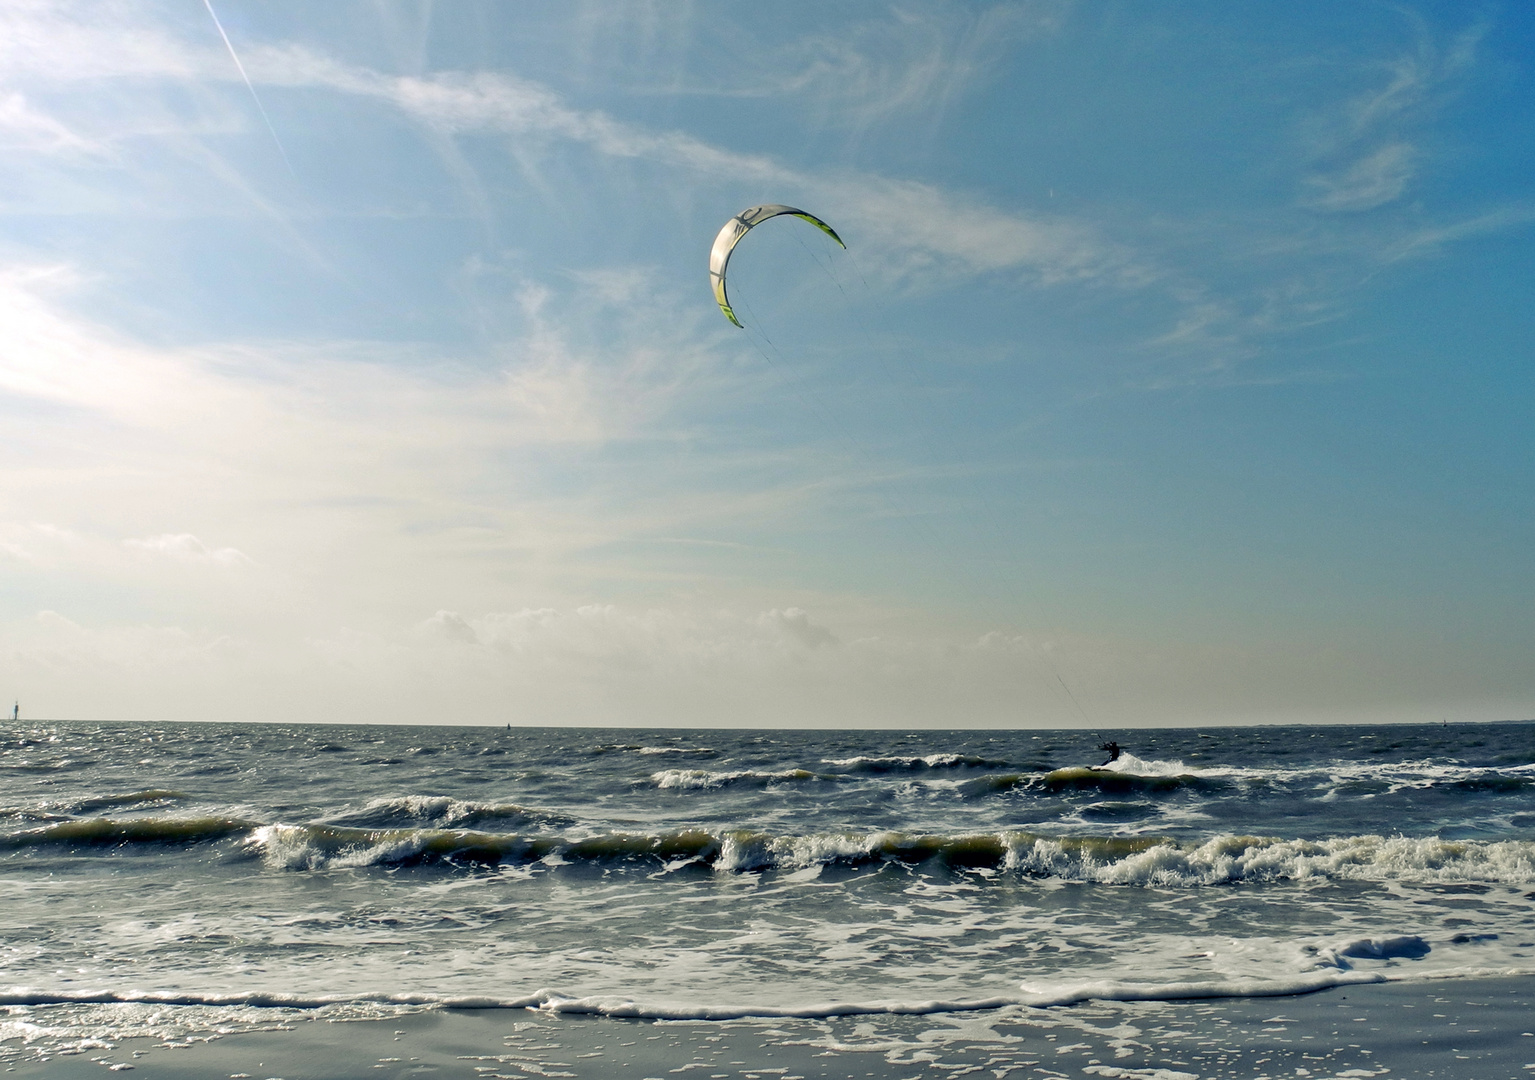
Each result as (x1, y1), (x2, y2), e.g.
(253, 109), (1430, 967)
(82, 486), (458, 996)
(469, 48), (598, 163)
(1, 720), (1532, 1075)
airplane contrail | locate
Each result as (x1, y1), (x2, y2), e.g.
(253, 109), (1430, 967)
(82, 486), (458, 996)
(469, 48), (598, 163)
(201, 0), (297, 176)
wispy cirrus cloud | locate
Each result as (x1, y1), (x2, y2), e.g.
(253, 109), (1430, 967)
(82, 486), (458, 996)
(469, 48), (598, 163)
(0, 0), (204, 83)
(1379, 202), (1535, 263)
(623, 3), (1070, 138)
(244, 43), (1142, 291)
(0, 91), (100, 155)
(1, 1), (1133, 298)
(1303, 140), (1417, 213)
(1300, 18), (1486, 214)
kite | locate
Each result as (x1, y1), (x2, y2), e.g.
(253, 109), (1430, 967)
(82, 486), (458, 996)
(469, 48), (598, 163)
(709, 205), (845, 327)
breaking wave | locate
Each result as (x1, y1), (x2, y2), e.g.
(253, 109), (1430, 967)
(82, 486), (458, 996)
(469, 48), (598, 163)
(223, 826), (1535, 883)
(649, 768), (820, 790)
(5, 813), (1533, 886)
(0, 971), (1388, 1019)
(821, 754), (1016, 773)
(0, 816), (255, 848)
(319, 795), (573, 830)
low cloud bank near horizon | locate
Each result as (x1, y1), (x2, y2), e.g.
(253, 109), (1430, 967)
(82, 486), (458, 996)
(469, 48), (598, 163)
(1, 600), (1521, 729)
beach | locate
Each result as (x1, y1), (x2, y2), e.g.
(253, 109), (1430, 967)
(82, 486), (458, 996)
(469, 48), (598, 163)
(6, 976), (1533, 1079)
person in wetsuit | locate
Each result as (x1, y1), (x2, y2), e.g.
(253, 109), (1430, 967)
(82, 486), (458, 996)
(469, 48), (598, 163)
(1097, 740), (1120, 767)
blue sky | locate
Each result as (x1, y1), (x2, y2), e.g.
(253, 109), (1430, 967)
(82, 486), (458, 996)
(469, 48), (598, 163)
(0, 1), (1530, 727)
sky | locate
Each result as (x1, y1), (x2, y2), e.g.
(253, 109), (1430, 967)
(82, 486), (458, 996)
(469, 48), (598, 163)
(0, 1), (1531, 728)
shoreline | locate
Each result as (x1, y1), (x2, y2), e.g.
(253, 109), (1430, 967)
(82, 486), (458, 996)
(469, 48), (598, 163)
(5, 975), (1532, 1079)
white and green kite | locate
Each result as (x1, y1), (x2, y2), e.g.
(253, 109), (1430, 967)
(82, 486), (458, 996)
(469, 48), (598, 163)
(709, 205), (845, 327)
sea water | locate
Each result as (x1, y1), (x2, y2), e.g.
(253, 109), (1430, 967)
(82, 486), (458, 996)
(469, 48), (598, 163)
(0, 721), (1531, 1061)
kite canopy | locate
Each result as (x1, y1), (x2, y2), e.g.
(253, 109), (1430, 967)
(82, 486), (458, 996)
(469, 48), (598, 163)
(709, 205), (845, 327)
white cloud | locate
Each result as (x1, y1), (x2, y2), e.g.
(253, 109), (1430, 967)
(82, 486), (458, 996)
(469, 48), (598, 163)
(7, 598), (1512, 727)
(431, 605), (839, 666)
(0, 1), (207, 83)
(0, 522), (83, 567)
(0, 5), (1148, 334)
(420, 609), (479, 644)
(0, 261), (889, 696)
(124, 533), (251, 566)
(1302, 141), (1416, 213)
(323, 603), (1115, 726)
(240, 43), (1138, 291)
(0, 91), (99, 155)
(1380, 203), (1535, 263)
(0, 264), (199, 419)
(1300, 19), (1485, 214)
(759, 607), (837, 650)
(650, 3), (1070, 136)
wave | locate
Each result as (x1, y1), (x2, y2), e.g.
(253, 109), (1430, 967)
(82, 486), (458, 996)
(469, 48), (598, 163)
(1012, 754), (1535, 797)
(589, 743), (716, 757)
(60, 789), (192, 814)
(7, 818), (1533, 885)
(940, 754), (1245, 798)
(1093, 753), (1197, 777)
(320, 795), (573, 830)
(1310, 934), (1432, 970)
(0, 970), (1396, 1020)
(246, 823), (735, 870)
(0, 807), (72, 823)
(1446, 774), (1531, 793)
(1009, 833), (1535, 886)
(0, 816), (255, 848)
(649, 768), (820, 790)
(956, 773), (1033, 796)
(1036, 767), (1230, 795)
(245, 826), (1535, 883)
(821, 754), (1016, 773)
(1014, 970), (1389, 1009)
(250, 823), (561, 869)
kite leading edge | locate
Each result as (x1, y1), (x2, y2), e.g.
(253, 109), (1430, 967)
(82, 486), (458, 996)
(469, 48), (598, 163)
(709, 205), (845, 327)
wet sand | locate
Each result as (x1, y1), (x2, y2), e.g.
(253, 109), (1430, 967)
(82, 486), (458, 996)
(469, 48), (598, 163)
(7, 976), (1533, 1079)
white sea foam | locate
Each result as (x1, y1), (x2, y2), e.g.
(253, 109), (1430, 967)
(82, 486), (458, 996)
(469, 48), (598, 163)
(1082, 754), (1533, 799)
(715, 830), (887, 871)
(242, 821), (1535, 884)
(0, 980), (1360, 1020)
(1016, 970), (1386, 1007)
(713, 829), (1535, 885)
(1005, 833), (1535, 886)
(1312, 935), (1431, 970)
(1096, 754), (1193, 777)
(821, 753), (1006, 771)
(246, 823), (443, 870)
(0, 969), (1427, 1022)
(650, 768), (815, 790)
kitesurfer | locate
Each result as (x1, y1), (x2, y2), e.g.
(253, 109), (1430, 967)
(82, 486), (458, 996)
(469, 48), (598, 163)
(1097, 740), (1120, 767)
